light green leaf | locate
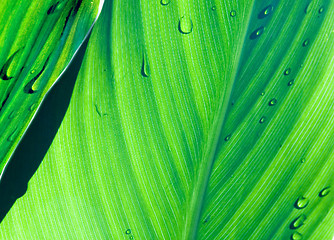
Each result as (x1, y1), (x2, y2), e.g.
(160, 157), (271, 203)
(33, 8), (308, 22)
(0, 0), (103, 176)
(1, 0), (334, 239)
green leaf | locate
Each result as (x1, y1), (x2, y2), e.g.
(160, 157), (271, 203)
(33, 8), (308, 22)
(0, 0), (102, 176)
(1, 0), (334, 239)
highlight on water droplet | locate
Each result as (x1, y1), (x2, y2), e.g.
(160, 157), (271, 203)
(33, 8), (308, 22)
(300, 158), (305, 163)
(294, 196), (309, 209)
(288, 80), (294, 86)
(291, 232), (303, 240)
(230, 10), (236, 17)
(211, 6), (216, 11)
(290, 214), (306, 229)
(178, 15), (193, 34)
(224, 134), (231, 141)
(30, 69), (36, 74)
(160, 0), (170, 6)
(259, 116), (266, 123)
(261, 92), (265, 96)
(250, 26), (265, 39)
(319, 187), (330, 197)
(125, 229), (131, 235)
(284, 68), (291, 75)
(129, 236), (134, 240)
(141, 53), (150, 77)
(318, 6), (324, 14)
(268, 98), (277, 106)
(258, 5), (274, 19)
(302, 39), (310, 47)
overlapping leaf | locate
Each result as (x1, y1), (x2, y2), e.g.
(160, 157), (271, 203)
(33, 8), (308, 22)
(0, 0), (102, 176)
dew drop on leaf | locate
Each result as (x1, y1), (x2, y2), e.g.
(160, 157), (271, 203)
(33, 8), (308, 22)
(230, 10), (236, 17)
(0, 50), (20, 80)
(295, 196), (309, 209)
(302, 39), (310, 47)
(8, 111), (16, 119)
(258, 5), (274, 19)
(318, 6), (324, 14)
(259, 116), (266, 123)
(268, 98), (277, 106)
(261, 92), (265, 96)
(29, 103), (36, 111)
(224, 134), (231, 141)
(291, 232), (303, 240)
(141, 53), (150, 77)
(288, 80), (294, 86)
(129, 236), (134, 240)
(290, 215), (306, 229)
(300, 158), (305, 163)
(203, 215), (210, 224)
(319, 187), (330, 197)
(30, 69), (36, 74)
(125, 229), (131, 235)
(7, 130), (17, 142)
(211, 6), (216, 11)
(284, 68), (291, 75)
(160, 0), (170, 6)
(250, 26), (265, 39)
(178, 15), (193, 34)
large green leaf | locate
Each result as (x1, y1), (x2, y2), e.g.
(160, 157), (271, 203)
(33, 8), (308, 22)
(1, 0), (334, 239)
(0, 0), (102, 176)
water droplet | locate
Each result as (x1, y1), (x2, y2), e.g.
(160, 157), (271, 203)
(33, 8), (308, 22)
(211, 6), (216, 11)
(268, 98), (277, 106)
(203, 215), (210, 224)
(250, 26), (265, 39)
(230, 10), (236, 17)
(129, 236), (134, 240)
(125, 229), (131, 235)
(29, 103), (36, 111)
(319, 187), (330, 197)
(295, 196), (309, 209)
(284, 68), (291, 75)
(291, 232), (303, 240)
(318, 6), (324, 14)
(7, 129), (17, 142)
(0, 50), (20, 81)
(25, 56), (50, 94)
(258, 5), (274, 18)
(261, 92), (265, 96)
(302, 39), (310, 47)
(290, 215), (306, 229)
(300, 158), (305, 163)
(259, 116), (266, 123)
(8, 111), (16, 119)
(178, 15), (193, 34)
(305, 2), (313, 14)
(224, 134), (231, 141)
(288, 80), (294, 86)
(56, 1), (67, 11)
(30, 69), (36, 74)
(160, 0), (170, 6)
(141, 53), (150, 77)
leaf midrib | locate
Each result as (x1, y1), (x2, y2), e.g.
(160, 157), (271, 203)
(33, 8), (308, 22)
(183, 2), (256, 239)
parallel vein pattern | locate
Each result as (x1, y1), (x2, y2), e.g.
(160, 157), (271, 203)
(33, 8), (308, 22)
(1, 0), (334, 239)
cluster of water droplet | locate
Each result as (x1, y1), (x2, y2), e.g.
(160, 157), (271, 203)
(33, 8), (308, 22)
(290, 186), (330, 239)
